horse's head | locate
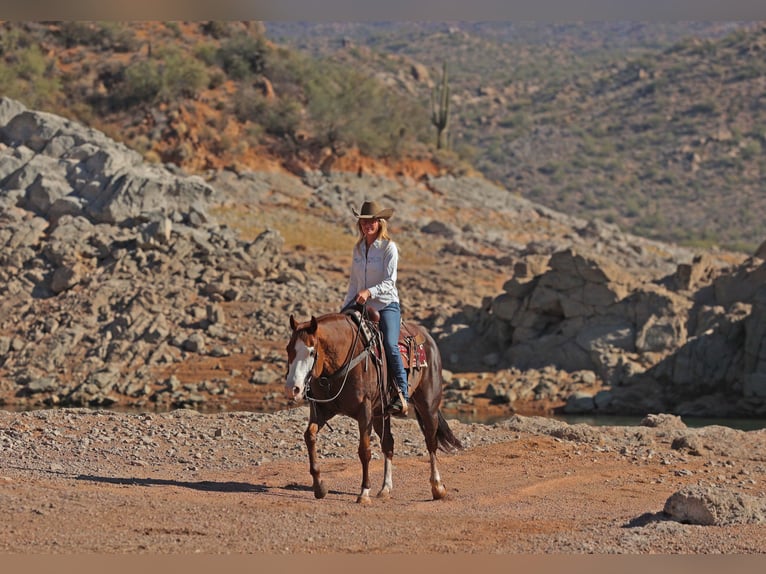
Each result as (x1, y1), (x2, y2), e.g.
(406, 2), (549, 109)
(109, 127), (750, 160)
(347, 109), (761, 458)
(285, 314), (320, 402)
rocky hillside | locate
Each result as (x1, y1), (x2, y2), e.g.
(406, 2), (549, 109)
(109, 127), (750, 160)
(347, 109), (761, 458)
(3, 98), (766, 422)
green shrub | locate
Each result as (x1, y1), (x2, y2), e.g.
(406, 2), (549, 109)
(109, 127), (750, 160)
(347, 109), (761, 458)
(164, 22), (182, 38)
(122, 60), (163, 105)
(685, 100), (717, 116)
(0, 44), (61, 109)
(201, 21), (236, 40)
(303, 59), (429, 156)
(194, 42), (219, 66)
(740, 139), (762, 160)
(232, 87), (269, 123)
(160, 49), (209, 99)
(233, 84), (302, 140)
(55, 21), (138, 52)
(118, 49), (209, 107)
(217, 33), (267, 80)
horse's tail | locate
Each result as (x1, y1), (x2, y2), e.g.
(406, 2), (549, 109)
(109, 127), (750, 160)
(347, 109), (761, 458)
(415, 409), (464, 453)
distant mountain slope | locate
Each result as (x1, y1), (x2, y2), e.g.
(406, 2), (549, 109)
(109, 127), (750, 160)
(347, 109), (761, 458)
(265, 21), (766, 253)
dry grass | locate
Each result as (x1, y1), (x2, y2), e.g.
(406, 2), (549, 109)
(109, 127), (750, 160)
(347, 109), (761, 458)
(211, 203), (355, 258)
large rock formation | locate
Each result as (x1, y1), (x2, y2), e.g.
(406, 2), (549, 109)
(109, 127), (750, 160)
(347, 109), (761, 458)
(449, 241), (766, 417)
(0, 98), (296, 409)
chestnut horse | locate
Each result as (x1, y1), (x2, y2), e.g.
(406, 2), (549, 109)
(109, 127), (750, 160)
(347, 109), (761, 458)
(285, 312), (462, 504)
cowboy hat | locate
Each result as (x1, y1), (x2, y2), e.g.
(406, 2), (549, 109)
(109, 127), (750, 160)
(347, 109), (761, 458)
(352, 200), (394, 220)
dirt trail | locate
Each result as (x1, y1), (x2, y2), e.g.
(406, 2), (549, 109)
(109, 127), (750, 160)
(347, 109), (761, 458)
(1, 407), (765, 553)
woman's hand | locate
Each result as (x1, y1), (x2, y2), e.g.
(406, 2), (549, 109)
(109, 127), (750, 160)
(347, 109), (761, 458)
(355, 289), (371, 305)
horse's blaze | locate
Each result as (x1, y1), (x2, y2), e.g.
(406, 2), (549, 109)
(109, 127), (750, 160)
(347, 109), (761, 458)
(285, 339), (314, 400)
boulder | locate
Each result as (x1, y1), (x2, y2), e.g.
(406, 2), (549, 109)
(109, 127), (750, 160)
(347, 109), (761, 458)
(664, 486), (766, 525)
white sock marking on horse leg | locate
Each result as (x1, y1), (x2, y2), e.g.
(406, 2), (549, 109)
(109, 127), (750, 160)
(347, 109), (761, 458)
(383, 457), (393, 491)
(430, 452), (441, 485)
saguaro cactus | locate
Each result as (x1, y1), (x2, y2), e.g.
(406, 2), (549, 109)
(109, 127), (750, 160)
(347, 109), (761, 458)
(431, 61), (450, 150)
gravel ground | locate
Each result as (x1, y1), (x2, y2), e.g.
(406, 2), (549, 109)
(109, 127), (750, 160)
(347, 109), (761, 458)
(1, 407), (766, 554)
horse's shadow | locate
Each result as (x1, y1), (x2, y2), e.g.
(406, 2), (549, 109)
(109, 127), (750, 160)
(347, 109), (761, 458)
(75, 474), (348, 496)
(75, 474), (267, 493)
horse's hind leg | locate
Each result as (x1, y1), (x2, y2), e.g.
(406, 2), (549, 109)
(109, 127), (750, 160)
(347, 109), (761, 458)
(305, 421), (328, 499)
(412, 397), (447, 500)
(429, 451), (446, 500)
(374, 416), (394, 499)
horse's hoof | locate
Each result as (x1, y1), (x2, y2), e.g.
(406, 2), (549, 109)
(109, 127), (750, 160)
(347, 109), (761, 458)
(431, 483), (447, 500)
(376, 488), (392, 500)
(356, 494), (372, 505)
(314, 482), (328, 499)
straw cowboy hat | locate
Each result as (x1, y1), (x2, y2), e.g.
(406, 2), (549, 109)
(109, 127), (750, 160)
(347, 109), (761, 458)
(352, 200), (394, 220)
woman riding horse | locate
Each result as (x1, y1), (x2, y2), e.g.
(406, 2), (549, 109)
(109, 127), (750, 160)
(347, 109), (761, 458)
(341, 200), (409, 417)
(285, 200), (462, 503)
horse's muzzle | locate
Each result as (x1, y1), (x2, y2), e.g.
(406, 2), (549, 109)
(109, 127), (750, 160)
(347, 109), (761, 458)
(285, 375), (309, 403)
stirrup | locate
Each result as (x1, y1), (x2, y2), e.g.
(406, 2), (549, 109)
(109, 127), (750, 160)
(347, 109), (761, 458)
(386, 392), (408, 417)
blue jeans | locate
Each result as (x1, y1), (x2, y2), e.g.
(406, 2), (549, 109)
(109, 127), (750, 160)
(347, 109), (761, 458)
(379, 302), (409, 401)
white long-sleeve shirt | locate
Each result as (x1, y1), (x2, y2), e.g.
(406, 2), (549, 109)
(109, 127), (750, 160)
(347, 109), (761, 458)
(342, 238), (400, 312)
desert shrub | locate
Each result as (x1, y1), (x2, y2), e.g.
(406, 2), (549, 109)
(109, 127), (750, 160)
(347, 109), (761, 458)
(217, 33), (267, 80)
(201, 21), (236, 40)
(233, 83), (302, 139)
(685, 100), (717, 116)
(304, 59), (430, 156)
(264, 46), (313, 101)
(55, 21), (138, 52)
(0, 44), (61, 109)
(122, 60), (163, 105)
(194, 42), (219, 66)
(159, 49), (209, 99)
(740, 139), (762, 160)
(164, 22), (182, 38)
(13, 44), (47, 79)
(118, 48), (208, 107)
(262, 99), (303, 138)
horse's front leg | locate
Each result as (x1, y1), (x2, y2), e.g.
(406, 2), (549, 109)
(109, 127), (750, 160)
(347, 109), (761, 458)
(375, 415), (394, 499)
(304, 421), (328, 499)
(356, 414), (373, 505)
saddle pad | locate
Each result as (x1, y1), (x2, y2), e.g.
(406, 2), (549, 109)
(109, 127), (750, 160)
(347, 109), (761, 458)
(398, 338), (428, 370)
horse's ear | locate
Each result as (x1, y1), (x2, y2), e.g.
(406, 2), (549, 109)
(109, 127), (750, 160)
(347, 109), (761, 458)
(308, 316), (318, 334)
(289, 314), (297, 331)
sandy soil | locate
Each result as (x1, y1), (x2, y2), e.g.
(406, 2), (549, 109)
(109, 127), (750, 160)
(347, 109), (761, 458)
(2, 405), (766, 554)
